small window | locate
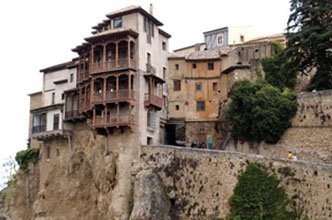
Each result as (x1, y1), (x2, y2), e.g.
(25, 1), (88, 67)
(192, 63), (197, 69)
(46, 146), (51, 160)
(147, 137), (153, 145)
(52, 92), (55, 104)
(240, 35), (245, 42)
(53, 114), (59, 130)
(174, 80), (181, 91)
(163, 67), (166, 80)
(198, 126), (205, 133)
(175, 64), (179, 70)
(61, 93), (64, 100)
(197, 101), (205, 111)
(217, 34), (224, 45)
(213, 82), (218, 91)
(113, 17), (122, 28)
(175, 105), (179, 111)
(195, 83), (202, 91)
(162, 42), (166, 50)
(70, 73), (74, 82)
(144, 17), (147, 32)
(208, 63), (214, 70)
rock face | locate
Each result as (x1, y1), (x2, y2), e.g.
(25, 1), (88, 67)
(130, 169), (171, 220)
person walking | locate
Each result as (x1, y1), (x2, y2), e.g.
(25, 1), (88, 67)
(288, 151), (293, 160)
(293, 153), (297, 161)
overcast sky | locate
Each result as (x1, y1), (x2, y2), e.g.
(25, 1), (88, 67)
(0, 0), (290, 184)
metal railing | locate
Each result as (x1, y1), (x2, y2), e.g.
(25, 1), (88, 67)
(32, 125), (46, 133)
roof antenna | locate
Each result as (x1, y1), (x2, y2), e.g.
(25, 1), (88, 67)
(149, 3), (154, 15)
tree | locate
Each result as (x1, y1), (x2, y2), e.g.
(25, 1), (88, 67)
(285, 0), (332, 91)
(226, 79), (297, 144)
(227, 162), (296, 220)
(261, 41), (298, 90)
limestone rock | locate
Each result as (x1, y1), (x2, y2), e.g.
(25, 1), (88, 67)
(130, 169), (170, 220)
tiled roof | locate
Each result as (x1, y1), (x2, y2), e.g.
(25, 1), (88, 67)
(106, 5), (141, 17)
(243, 33), (285, 45)
(170, 46), (236, 61)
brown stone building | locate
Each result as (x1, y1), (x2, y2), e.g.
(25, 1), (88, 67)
(167, 33), (286, 148)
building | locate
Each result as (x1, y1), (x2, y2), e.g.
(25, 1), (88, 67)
(167, 33), (285, 148)
(204, 26), (261, 50)
(29, 5), (170, 151)
(29, 61), (77, 145)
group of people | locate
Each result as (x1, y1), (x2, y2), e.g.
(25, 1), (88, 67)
(190, 142), (206, 149)
(288, 151), (298, 161)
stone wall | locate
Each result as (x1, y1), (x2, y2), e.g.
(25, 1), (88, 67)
(140, 145), (332, 220)
(223, 89), (332, 164)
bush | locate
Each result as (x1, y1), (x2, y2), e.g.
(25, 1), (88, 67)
(227, 162), (297, 220)
(261, 41), (298, 91)
(15, 147), (40, 172)
(226, 79), (297, 144)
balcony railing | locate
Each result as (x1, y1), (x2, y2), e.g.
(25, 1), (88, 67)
(94, 114), (134, 127)
(144, 93), (163, 109)
(146, 64), (156, 74)
(91, 58), (136, 73)
(92, 90), (135, 104)
(32, 125), (46, 133)
(65, 110), (82, 120)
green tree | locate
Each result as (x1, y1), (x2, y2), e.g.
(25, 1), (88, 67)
(226, 79), (297, 144)
(261, 41), (298, 90)
(15, 147), (40, 172)
(227, 162), (296, 220)
(285, 0), (332, 91)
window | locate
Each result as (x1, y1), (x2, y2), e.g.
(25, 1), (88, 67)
(61, 93), (64, 100)
(175, 64), (179, 70)
(70, 73), (74, 82)
(208, 63), (214, 70)
(147, 137), (153, 145)
(197, 101), (205, 111)
(163, 67), (166, 80)
(195, 82), (202, 91)
(147, 53), (151, 65)
(240, 35), (245, 42)
(198, 126), (205, 133)
(52, 92), (55, 104)
(175, 105), (179, 111)
(174, 80), (181, 91)
(113, 17), (122, 28)
(192, 63), (197, 69)
(46, 146), (51, 160)
(213, 82), (218, 91)
(53, 114), (59, 130)
(144, 17), (154, 37)
(162, 42), (166, 50)
(217, 34), (224, 45)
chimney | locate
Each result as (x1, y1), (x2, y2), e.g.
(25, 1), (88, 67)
(149, 3), (154, 15)
(194, 43), (201, 51)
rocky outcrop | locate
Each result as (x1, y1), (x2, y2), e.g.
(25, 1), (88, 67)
(130, 169), (171, 220)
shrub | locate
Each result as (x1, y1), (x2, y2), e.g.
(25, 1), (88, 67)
(227, 162), (296, 220)
(15, 147), (40, 172)
(226, 79), (297, 144)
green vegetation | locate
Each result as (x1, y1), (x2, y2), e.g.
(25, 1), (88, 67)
(15, 147), (40, 172)
(226, 79), (297, 144)
(285, 0), (332, 91)
(261, 41), (298, 91)
(226, 162), (304, 220)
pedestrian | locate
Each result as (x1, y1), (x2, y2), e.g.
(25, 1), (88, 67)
(293, 153), (297, 161)
(191, 142), (195, 148)
(288, 151), (293, 160)
(201, 142), (206, 149)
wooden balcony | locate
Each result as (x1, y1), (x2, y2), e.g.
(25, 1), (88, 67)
(92, 90), (135, 105)
(90, 58), (136, 73)
(94, 113), (135, 128)
(144, 93), (163, 110)
(64, 110), (84, 121)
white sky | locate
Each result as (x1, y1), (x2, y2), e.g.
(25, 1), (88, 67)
(0, 0), (290, 183)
